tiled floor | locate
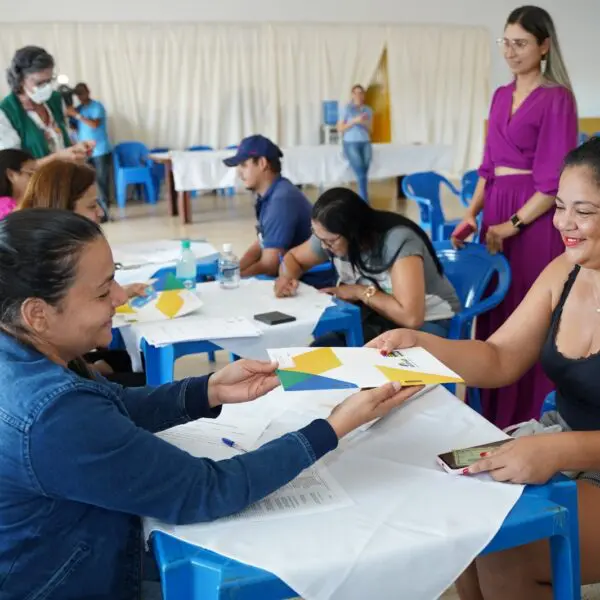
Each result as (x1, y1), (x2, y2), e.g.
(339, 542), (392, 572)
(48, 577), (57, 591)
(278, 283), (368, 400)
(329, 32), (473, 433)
(104, 179), (464, 599)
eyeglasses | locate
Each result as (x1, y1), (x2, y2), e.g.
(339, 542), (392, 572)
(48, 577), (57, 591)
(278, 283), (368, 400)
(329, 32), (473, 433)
(496, 37), (530, 52)
(312, 230), (341, 250)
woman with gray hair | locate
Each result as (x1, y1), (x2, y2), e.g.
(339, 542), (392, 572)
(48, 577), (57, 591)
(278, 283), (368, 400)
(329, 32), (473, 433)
(0, 46), (91, 163)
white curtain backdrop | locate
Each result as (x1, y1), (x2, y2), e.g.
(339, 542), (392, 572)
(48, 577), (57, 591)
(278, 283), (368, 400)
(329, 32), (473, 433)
(0, 23), (489, 170)
(386, 25), (490, 172)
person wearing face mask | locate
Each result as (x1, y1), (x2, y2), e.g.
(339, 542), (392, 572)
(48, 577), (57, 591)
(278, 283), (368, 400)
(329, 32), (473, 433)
(0, 46), (92, 165)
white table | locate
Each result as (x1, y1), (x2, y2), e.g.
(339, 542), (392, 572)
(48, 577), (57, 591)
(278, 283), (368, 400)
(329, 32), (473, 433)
(168, 143), (453, 191)
(146, 385), (523, 600)
(152, 143), (454, 224)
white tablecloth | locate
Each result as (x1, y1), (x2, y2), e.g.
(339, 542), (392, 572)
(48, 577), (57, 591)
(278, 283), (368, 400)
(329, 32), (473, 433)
(167, 143), (454, 191)
(120, 279), (334, 370)
(145, 386), (522, 600)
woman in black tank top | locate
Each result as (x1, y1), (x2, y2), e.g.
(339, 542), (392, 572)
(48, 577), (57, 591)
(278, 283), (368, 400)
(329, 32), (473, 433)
(368, 138), (600, 598)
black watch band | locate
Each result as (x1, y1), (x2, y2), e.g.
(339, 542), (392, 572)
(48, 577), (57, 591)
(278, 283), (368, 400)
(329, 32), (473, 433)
(510, 214), (525, 230)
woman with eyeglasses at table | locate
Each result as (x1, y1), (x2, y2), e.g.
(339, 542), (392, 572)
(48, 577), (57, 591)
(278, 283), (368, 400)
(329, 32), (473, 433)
(274, 187), (460, 345)
(368, 137), (600, 599)
(0, 46), (92, 163)
(450, 5), (578, 430)
(0, 208), (420, 600)
(20, 159), (148, 387)
(0, 148), (35, 219)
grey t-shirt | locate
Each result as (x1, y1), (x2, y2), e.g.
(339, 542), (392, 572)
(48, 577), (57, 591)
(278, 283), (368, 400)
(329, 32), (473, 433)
(310, 226), (461, 321)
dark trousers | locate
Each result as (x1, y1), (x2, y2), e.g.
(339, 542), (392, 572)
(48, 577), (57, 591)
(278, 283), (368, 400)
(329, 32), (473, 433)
(90, 153), (112, 215)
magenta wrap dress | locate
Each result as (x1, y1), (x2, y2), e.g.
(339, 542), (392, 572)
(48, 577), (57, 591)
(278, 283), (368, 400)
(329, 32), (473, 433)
(476, 81), (578, 429)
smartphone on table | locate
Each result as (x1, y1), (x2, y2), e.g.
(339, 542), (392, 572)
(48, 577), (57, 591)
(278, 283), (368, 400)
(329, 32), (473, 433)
(436, 439), (510, 474)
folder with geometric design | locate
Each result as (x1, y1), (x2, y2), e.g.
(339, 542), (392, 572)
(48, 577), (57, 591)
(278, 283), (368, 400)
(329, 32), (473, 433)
(114, 288), (203, 325)
(267, 346), (463, 392)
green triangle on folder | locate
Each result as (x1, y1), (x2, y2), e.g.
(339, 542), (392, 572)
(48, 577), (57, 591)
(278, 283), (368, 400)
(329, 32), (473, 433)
(154, 272), (186, 291)
(277, 369), (313, 390)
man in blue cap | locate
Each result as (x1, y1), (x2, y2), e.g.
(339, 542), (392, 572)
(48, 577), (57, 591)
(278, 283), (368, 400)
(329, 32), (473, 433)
(223, 135), (313, 278)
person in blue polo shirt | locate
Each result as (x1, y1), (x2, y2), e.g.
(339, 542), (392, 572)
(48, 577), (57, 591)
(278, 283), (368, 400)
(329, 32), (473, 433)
(223, 135), (315, 279)
(68, 83), (112, 221)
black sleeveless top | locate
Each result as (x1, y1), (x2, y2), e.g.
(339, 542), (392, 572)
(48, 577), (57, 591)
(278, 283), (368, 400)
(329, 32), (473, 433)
(540, 265), (600, 431)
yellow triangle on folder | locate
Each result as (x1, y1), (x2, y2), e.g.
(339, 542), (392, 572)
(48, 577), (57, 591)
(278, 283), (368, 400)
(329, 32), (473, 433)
(376, 365), (463, 386)
(154, 290), (184, 319)
(287, 347), (342, 375)
(115, 303), (136, 314)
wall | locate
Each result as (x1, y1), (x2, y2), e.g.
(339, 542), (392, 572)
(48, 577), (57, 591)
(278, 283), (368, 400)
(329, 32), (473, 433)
(3, 0), (598, 115)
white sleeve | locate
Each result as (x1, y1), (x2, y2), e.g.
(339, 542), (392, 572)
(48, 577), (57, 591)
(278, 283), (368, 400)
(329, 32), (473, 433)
(0, 109), (22, 150)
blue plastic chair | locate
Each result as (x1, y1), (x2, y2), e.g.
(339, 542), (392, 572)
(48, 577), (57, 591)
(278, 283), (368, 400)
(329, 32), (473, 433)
(459, 170), (478, 208)
(113, 142), (158, 209)
(579, 132), (589, 146)
(149, 147), (169, 194)
(434, 242), (511, 403)
(219, 145), (238, 197)
(402, 172), (462, 241)
(187, 146), (214, 198)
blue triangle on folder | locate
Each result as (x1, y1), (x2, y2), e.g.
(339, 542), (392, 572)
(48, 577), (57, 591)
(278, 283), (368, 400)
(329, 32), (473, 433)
(286, 373), (358, 392)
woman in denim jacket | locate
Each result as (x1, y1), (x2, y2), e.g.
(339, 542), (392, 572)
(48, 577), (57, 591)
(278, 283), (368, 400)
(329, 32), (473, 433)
(0, 209), (417, 600)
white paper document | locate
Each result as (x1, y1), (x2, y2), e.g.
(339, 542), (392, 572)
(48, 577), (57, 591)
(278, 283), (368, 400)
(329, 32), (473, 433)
(156, 412), (269, 455)
(211, 464), (353, 526)
(131, 315), (262, 346)
(112, 240), (217, 269)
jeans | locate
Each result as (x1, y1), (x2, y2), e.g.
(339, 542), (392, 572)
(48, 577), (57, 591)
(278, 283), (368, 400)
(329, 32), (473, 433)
(90, 152), (112, 216)
(343, 141), (372, 202)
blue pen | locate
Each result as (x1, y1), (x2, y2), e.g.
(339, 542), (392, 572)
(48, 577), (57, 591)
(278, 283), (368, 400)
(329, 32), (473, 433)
(222, 437), (249, 453)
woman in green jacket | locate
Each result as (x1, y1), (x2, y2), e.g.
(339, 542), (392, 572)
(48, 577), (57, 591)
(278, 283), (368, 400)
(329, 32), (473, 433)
(0, 46), (92, 164)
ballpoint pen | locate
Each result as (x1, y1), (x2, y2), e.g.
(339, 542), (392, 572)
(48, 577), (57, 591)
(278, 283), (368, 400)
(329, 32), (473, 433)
(222, 438), (249, 453)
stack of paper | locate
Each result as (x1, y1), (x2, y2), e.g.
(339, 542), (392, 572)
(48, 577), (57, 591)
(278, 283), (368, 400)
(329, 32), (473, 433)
(112, 240), (217, 269)
(268, 346), (463, 391)
(131, 315), (262, 347)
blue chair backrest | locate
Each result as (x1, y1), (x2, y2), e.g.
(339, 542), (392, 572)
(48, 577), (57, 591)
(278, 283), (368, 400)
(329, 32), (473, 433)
(225, 145), (238, 150)
(401, 172), (449, 234)
(460, 170), (479, 207)
(150, 147), (169, 154)
(433, 241), (511, 339)
(579, 132), (589, 146)
(188, 145), (213, 152)
(114, 142), (150, 168)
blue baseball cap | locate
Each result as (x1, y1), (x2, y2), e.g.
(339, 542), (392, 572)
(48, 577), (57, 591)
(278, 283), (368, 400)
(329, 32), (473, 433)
(223, 135), (283, 167)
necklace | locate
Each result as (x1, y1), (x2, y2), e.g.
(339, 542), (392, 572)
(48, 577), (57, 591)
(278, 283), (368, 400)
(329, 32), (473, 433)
(590, 275), (600, 313)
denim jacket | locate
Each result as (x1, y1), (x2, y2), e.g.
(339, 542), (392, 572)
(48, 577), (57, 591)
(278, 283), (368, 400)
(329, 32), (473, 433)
(0, 332), (337, 599)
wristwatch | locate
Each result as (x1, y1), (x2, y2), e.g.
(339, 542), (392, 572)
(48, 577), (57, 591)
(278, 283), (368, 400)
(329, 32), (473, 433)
(362, 285), (377, 306)
(510, 213), (525, 231)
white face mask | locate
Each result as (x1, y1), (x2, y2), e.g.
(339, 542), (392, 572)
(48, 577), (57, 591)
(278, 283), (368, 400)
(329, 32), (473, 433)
(26, 82), (53, 104)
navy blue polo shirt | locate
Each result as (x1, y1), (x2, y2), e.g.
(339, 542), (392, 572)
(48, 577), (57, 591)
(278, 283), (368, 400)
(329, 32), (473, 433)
(256, 176), (312, 251)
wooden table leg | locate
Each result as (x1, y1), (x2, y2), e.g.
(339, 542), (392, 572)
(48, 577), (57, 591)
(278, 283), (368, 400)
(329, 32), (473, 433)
(177, 191), (191, 225)
(165, 160), (177, 217)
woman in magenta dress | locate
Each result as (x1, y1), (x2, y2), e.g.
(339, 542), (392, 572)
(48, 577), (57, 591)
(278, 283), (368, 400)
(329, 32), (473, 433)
(452, 5), (578, 429)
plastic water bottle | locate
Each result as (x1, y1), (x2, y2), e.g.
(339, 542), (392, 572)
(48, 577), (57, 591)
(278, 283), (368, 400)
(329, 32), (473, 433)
(218, 243), (240, 289)
(176, 239), (196, 290)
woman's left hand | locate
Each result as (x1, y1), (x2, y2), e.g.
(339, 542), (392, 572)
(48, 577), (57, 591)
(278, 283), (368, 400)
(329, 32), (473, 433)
(207, 360), (280, 407)
(124, 283), (149, 299)
(321, 284), (363, 302)
(467, 434), (563, 484)
(485, 221), (518, 254)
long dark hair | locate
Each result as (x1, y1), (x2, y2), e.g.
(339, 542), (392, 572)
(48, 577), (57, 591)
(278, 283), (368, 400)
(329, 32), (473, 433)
(312, 187), (444, 276)
(0, 149), (33, 197)
(0, 209), (103, 376)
